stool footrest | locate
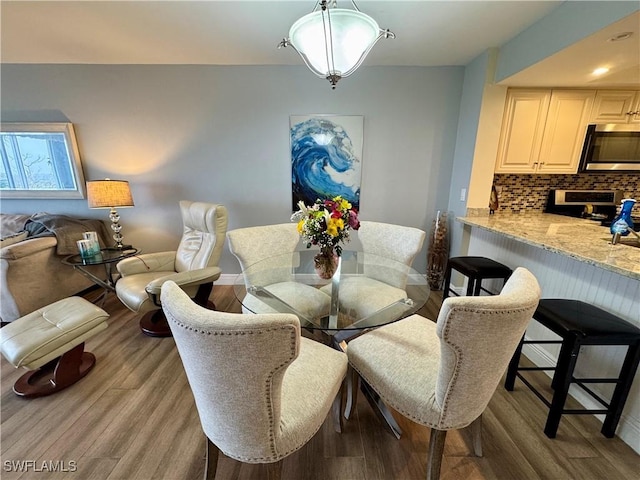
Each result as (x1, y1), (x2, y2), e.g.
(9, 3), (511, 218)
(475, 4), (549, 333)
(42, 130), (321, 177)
(574, 382), (611, 409)
(574, 378), (621, 384)
(563, 409), (609, 415)
(515, 373), (552, 408)
(519, 366), (556, 372)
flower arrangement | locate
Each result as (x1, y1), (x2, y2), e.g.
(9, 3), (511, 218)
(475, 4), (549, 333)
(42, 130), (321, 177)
(291, 195), (360, 256)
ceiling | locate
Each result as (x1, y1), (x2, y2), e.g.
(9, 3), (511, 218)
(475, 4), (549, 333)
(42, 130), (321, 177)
(1, 1), (639, 88)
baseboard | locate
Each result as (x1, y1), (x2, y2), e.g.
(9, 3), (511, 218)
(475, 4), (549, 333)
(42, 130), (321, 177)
(216, 273), (237, 285)
(522, 341), (640, 454)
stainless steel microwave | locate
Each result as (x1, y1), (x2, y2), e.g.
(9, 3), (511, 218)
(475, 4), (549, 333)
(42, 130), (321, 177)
(579, 124), (640, 172)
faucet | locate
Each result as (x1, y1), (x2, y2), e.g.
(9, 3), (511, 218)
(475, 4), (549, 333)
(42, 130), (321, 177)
(612, 226), (640, 245)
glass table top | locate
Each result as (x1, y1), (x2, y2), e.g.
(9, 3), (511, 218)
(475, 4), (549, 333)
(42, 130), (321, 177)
(62, 247), (139, 266)
(233, 250), (430, 335)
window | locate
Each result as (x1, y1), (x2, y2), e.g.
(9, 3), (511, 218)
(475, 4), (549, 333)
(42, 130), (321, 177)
(0, 123), (86, 199)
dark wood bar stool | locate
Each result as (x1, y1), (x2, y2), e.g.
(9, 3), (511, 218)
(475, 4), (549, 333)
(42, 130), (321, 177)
(505, 299), (640, 438)
(442, 256), (512, 299)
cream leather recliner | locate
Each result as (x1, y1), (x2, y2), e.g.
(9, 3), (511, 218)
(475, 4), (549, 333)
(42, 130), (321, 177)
(115, 201), (228, 337)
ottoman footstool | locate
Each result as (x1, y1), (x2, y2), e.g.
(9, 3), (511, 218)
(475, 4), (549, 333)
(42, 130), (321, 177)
(0, 296), (109, 398)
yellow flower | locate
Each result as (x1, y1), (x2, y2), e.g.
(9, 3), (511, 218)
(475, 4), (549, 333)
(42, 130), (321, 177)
(297, 220), (305, 234)
(327, 217), (344, 237)
(339, 198), (351, 211)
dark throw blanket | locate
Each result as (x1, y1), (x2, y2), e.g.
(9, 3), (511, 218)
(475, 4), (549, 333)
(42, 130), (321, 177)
(25, 214), (112, 255)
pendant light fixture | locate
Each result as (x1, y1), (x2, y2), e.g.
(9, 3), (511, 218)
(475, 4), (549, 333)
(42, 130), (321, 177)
(278, 0), (395, 89)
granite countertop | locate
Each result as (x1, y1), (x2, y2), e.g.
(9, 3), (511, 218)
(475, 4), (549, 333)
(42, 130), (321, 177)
(457, 213), (640, 280)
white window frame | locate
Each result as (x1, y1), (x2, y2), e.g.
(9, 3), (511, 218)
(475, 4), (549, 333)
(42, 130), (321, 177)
(0, 122), (87, 199)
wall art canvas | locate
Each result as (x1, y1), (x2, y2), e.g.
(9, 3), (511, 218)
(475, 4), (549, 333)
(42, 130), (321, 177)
(290, 115), (363, 211)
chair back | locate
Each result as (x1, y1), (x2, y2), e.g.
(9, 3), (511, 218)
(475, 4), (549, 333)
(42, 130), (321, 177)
(435, 267), (540, 428)
(227, 223), (300, 286)
(161, 280), (302, 462)
(175, 201), (228, 273)
(358, 221), (426, 288)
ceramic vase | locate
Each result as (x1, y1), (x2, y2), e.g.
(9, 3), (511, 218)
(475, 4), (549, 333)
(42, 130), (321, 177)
(314, 247), (339, 279)
(427, 211), (449, 290)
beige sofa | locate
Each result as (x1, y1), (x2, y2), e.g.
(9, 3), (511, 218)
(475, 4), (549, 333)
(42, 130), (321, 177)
(0, 214), (108, 323)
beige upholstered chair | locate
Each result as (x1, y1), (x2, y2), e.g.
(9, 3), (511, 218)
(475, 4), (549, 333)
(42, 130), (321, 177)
(161, 281), (348, 480)
(227, 223), (331, 320)
(321, 220), (426, 318)
(347, 267), (541, 480)
(115, 201), (228, 337)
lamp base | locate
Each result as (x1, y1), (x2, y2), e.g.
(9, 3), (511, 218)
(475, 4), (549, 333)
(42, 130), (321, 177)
(104, 244), (133, 251)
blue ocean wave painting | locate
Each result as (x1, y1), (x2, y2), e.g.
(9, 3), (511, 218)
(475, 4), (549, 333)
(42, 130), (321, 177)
(291, 117), (361, 210)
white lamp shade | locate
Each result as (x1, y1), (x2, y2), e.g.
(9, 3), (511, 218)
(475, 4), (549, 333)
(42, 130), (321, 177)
(289, 8), (381, 78)
(86, 180), (134, 209)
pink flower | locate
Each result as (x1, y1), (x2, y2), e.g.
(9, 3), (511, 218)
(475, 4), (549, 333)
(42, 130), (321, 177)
(348, 210), (360, 230)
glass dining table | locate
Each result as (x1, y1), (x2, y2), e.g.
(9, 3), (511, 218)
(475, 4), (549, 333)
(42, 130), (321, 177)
(233, 249), (430, 343)
(233, 249), (430, 438)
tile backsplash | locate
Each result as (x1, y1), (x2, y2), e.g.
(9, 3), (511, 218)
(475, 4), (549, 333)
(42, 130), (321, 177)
(493, 173), (640, 213)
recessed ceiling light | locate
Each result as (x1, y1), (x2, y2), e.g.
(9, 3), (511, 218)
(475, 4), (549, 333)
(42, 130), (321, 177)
(592, 67), (609, 76)
(608, 32), (633, 42)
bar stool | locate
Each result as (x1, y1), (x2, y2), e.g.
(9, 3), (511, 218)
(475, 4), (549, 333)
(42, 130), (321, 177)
(504, 299), (640, 438)
(442, 256), (512, 299)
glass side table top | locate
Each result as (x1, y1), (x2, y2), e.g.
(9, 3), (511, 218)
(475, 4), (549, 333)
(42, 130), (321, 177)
(62, 247), (139, 266)
(233, 250), (430, 335)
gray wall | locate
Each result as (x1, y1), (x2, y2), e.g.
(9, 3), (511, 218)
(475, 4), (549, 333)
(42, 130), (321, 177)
(1, 65), (463, 274)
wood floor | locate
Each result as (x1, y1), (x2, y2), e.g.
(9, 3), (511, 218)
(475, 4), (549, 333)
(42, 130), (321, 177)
(1, 287), (638, 480)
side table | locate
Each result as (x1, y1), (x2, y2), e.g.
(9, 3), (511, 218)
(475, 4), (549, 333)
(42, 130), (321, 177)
(62, 248), (139, 303)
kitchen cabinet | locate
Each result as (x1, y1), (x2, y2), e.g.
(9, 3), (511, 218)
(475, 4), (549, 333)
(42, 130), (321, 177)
(494, 89), (550, 174)
(590, 90), (640, 124)
(495, 89), (595, 174)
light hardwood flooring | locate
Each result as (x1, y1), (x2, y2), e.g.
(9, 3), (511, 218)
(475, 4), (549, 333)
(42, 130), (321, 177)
(1, 287), (638, 480)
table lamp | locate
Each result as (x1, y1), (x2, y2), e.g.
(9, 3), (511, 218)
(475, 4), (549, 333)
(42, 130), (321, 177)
(86, 179), (134, 249)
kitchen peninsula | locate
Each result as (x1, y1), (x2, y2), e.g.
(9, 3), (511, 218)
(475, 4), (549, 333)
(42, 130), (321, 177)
(458, 213), (640, 280)
(457, 212), (640, 452)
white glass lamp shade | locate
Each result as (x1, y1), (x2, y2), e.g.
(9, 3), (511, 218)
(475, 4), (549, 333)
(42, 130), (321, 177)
(289, 9), (383, 82)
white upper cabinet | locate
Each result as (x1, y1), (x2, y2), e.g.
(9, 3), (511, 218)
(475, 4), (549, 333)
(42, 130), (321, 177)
(495, 89), (595, 174)
(590, 90), (640, 124)
(495, 89), (551, 173)
(537, 90), (595, 173)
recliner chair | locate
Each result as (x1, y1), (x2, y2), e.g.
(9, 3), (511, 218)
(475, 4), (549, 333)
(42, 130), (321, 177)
(115, 201), (228, 337)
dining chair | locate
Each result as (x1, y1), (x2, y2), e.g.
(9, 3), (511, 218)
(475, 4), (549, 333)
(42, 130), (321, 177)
(227, 223), (331, 320)
(115, 201), (228, 337)
(161, 280), (348, 480)
(347, 267), (541, 480)
(321, 220), (426, 319)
